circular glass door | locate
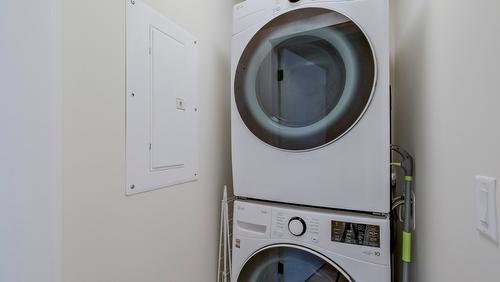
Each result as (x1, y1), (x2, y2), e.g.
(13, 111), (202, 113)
(235, 8), (375, 150)
(238, 244), (352, 282)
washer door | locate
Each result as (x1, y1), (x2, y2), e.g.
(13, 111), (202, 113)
(237, 244), (353, 282)
(235, 8), (375, 150)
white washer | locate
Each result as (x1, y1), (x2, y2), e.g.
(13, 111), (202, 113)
(232, 200), (391, 282)
(231, 0), (390, 213)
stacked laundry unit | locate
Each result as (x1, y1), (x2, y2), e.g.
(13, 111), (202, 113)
(230, 0), (391, 281)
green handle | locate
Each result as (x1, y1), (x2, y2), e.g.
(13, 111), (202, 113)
(402, 231), (412, 262)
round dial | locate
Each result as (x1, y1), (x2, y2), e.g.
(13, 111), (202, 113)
(288, 217), (307, 236)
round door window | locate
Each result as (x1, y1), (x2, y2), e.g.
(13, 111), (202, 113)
(237, 244), (352, 282)
(234, 8), (375, 150)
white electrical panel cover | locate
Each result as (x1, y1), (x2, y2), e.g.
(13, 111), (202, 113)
(126, 0), (199, 195)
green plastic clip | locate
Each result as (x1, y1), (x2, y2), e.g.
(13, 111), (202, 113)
(402, 231), (412, 262)
(404, 176), (413, 182)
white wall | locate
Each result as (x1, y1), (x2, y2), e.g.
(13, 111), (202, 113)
(62, 0), (237, 281)
(393, 0), (500, 281)
(0, 1), (62, 282)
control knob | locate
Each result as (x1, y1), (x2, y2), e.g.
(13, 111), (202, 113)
(288, 217), (306, 236)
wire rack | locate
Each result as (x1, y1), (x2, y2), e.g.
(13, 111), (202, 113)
(217, 186), (236, 282)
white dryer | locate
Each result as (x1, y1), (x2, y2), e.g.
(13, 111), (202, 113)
(231, 0), (390, 213)
(232, 200), (391, 282)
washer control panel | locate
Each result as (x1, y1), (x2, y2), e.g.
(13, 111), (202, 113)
(331, 221), (381, 247)
(234, 200), (390, 266)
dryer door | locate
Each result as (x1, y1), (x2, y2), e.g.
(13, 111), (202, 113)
(234, 8), (375, 151)
(237, 244), (353, 282)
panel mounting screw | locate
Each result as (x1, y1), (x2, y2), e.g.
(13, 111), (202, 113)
(194, 108), (198, 112)
(194, 41), (197, 44)
(130, 184), (135, 189)
(130, 0), (135, 4)
(131, 92), (135, 97)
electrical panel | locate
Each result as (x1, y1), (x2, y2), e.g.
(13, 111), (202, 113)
(126, 0), (199, 195)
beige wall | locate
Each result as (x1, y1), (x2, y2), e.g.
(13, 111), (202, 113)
(393, 0), (500, 280)
(62, 0), (237, 281)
